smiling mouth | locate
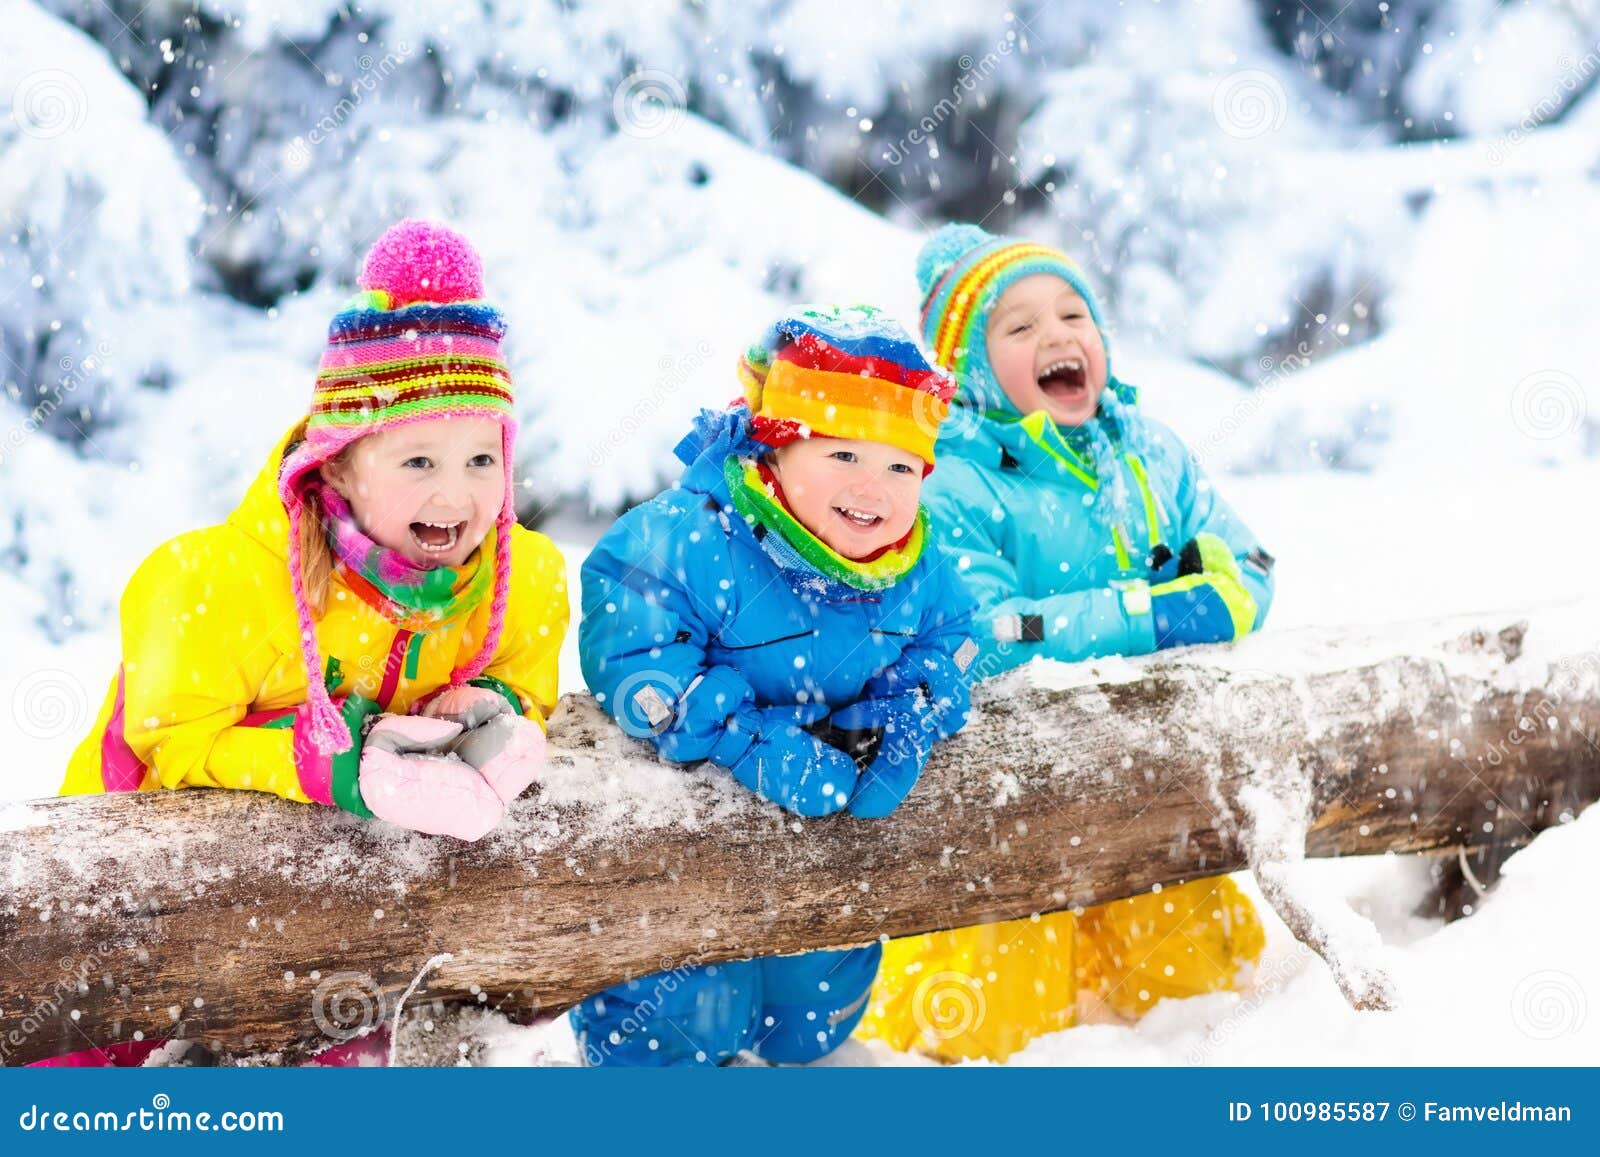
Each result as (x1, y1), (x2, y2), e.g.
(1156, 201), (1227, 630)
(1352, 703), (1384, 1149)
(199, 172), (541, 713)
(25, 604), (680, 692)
(409, 520), (465, 554)
(1037, 358), (1087, 399)
(833, 505), (885, 531)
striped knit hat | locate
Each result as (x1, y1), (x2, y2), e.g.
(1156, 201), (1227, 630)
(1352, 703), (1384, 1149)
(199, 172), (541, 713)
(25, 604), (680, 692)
(916, 223), (1110, 415)
(736, 304), (954, 470)
(280, 220), (517, 756)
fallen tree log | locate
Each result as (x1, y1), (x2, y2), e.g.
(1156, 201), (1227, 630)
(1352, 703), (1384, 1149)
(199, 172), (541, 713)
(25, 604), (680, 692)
(3, 608), (1598, 1065)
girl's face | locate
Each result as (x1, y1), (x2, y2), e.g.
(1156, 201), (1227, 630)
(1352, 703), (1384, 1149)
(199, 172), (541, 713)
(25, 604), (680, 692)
(320, 417), (504, 569)
(765, 436), (924, 559)
(984, 273), (1108, 427)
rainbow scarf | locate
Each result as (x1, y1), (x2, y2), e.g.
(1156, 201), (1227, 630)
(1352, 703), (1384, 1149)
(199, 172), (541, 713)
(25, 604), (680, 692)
(309, 481), (494, 632)
(723, 457), (926, 592)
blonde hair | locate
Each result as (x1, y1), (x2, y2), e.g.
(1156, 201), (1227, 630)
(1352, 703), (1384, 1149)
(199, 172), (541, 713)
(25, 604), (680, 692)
(297, 448), (350, 618)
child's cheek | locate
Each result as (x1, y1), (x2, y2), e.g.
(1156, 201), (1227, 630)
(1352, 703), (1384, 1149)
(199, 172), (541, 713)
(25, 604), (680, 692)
(995, 346), (1035, 401)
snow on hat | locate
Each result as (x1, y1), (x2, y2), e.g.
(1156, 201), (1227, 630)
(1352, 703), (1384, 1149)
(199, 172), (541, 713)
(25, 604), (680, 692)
(735, 304), (955, 469)
(280, 219), (518, 756)
(916, 222), (1109, 414)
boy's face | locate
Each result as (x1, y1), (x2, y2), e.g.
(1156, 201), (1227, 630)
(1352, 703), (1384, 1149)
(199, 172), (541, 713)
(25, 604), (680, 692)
(984, 273), (1108, 427)
(320, 416), (504, 569)
(766, 436), (924, 559)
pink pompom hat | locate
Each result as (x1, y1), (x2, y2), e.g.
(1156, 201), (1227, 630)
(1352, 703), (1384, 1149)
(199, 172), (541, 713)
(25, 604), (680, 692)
(280, 219), (517, 756)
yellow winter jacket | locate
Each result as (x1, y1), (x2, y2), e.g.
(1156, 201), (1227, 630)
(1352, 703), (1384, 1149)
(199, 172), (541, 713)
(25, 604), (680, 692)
(61, 421), (568, 801)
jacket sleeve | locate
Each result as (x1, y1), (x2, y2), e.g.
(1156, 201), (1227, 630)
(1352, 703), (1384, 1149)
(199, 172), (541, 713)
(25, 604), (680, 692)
(469, 528), (570, 728)
(1157, 420), (1276, 629)
(579, 497), (758, 766)
(864, 546), (979, 740)
(116, 532), (319, 802)
(922, 465), (1158, 675)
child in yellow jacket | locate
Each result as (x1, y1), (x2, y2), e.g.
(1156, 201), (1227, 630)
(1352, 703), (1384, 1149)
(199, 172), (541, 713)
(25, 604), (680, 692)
(62, 220), (568, 843)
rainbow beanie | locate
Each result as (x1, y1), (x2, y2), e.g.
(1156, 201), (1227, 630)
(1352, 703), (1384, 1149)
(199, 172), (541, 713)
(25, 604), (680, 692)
(279, 219), (517, 756)
(916, 223), (1109, 414)
(736, 304), (954, 470)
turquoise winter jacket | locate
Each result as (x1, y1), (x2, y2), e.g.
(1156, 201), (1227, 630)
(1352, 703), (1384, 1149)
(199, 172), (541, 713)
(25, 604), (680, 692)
(922, 385), (1275, 676)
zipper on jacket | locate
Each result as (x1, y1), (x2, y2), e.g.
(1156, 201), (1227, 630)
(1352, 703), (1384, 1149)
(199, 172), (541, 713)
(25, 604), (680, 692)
(718, 628), (816, 652)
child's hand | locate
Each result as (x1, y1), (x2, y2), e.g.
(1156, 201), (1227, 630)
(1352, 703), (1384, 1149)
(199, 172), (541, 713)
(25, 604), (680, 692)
(713, 704), (860, 817)
(448, 712), (547, 805)
(1150, 575), (1255, 649)
(415, 684), (514, 729)
(830, 693), (938, 819)
(358, 714), (505, 841)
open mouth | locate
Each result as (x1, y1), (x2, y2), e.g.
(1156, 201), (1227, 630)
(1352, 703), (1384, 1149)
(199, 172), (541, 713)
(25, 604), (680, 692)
(409, 520), (465, 555)
(832, 505), (885, 532)
(1037, 358), (1087, 400)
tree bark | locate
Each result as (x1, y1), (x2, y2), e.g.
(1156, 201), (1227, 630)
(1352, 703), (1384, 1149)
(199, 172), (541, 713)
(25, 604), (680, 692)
(2, 610), (1596, 1065)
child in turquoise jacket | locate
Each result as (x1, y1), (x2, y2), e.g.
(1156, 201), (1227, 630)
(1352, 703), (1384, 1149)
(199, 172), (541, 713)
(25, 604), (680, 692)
(915, 224), (1274, 673)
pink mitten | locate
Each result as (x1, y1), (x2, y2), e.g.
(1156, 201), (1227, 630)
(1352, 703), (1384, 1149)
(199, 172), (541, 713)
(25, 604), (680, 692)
(448, 713), (547, 805)
(416, 685), (513, 729)
(358, 715), (505, 842)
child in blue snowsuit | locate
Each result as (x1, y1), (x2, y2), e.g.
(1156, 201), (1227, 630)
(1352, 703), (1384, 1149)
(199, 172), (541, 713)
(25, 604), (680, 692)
(572, 305), (978, 1066)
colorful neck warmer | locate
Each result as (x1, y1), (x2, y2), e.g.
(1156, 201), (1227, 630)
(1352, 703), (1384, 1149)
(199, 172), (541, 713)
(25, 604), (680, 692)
(723, 456), (926, 592)
(308, 480), (494, 632)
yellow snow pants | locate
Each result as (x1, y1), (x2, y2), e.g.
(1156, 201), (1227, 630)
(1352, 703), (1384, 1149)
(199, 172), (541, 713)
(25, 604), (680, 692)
(855, 876), (1265, 1062)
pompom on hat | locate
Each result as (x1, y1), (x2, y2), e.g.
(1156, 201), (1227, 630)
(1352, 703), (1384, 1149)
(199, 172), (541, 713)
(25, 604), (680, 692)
(916, 223), (1110, 414)
(280, 219), (517, 756)
(735, 304), (955, 471)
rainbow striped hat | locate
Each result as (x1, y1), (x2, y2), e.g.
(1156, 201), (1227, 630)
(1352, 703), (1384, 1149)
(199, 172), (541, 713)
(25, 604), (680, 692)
(278, 219), (518, 756)
(916, 223), (1109, 414)
(736, 304), (955, 469)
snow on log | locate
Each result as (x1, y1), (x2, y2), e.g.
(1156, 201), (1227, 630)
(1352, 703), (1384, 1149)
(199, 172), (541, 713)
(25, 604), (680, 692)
(2, 609), (1598, 1065)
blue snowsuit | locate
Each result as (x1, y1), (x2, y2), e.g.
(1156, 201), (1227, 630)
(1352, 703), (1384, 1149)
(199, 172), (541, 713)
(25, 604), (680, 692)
(572, 405), (977, 1065)
(922, 387), (1275, 676)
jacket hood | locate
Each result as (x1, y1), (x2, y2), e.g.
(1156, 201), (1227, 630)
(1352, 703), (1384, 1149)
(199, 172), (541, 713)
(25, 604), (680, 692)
(672, 404), (766, 501)
(225, 421), (306, 561)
